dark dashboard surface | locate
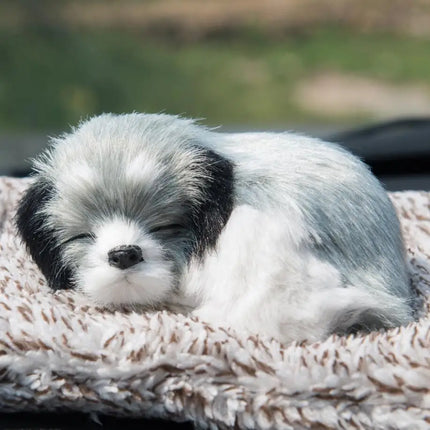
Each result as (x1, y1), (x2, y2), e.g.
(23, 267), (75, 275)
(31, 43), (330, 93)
(1, 118), (429, 190)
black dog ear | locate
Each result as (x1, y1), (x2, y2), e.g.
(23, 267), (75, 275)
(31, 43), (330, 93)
(15, 179), (72, 290)
(189, 148), (235, 258)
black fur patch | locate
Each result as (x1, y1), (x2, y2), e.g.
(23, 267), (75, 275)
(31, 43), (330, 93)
(189, 148), (234, 258)
(15, 179), (72, 290)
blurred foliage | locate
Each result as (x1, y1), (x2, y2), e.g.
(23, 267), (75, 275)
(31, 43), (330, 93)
(1, 0), (430, 131)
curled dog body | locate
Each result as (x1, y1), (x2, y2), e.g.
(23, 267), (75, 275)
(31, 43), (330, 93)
(16, 113), (416, 343)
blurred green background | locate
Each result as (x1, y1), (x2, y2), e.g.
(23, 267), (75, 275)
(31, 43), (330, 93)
(1, 0), (430, 134)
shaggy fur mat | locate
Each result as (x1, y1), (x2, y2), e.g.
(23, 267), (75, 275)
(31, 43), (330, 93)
(0, 177), (429, 429)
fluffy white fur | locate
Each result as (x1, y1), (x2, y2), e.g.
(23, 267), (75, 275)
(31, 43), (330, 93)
(16, 113), (416, 344)
(3, 177), (430, 428)
(75, 217), (173, 305)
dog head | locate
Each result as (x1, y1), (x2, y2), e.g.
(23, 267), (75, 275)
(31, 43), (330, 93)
(16, 113), (234, 306)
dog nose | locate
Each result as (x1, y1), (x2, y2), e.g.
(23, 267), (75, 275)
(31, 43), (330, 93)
(108, 245), (144, 270)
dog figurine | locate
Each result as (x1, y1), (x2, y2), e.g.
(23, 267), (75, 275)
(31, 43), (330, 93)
(16, 113), (416, 343)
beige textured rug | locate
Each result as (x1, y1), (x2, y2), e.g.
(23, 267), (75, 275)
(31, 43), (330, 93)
(0, 177), (429, 429)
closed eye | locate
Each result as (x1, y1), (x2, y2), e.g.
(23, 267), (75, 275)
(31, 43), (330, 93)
(61, 233), (95, 246)
(149, 224), (184, 234)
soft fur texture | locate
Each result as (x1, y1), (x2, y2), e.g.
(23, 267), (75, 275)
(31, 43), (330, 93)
(0, 177), (429, 429)
(15, 113), (416, 344)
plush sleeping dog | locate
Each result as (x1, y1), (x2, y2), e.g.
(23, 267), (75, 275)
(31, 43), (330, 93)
(16, 113), (416, 343)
